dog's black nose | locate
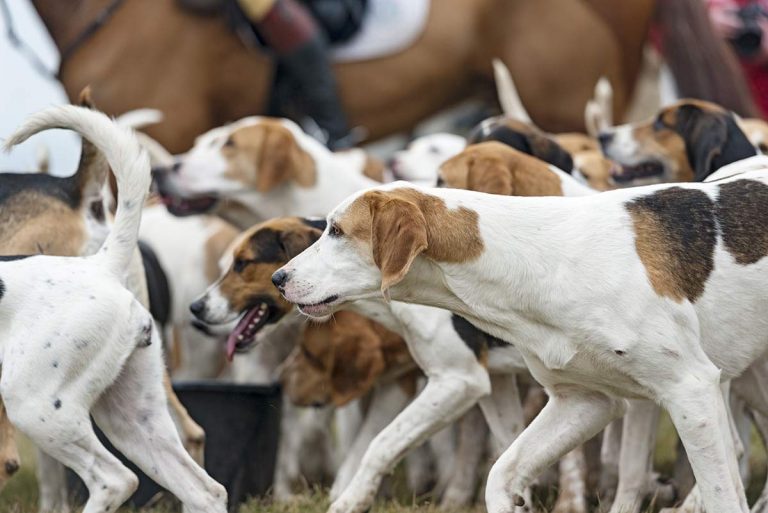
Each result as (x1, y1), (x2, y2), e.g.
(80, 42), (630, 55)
(272, 269), (288, 289)
(189, 299), (207, 318)
(597, 132), (614, 148)
(4, 460), (19, 476)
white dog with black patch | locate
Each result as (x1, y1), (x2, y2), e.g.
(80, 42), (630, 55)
(273, 169), (768, 513)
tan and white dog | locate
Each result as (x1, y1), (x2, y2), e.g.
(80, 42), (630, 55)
(1, 106), (227, 513)
(152, 117), (381, 229)
(274, 161), (768, 513)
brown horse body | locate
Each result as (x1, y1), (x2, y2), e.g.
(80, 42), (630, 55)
(33, 0), (655, 152)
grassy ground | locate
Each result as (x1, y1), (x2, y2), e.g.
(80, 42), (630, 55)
(1, 413), (765, 513)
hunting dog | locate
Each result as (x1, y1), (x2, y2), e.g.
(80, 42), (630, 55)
(1, 106), (226, 513)
(274, 163), (768, 513)
(152, 116), (380, 229)
(599, 99), (759, 186)
(190, 216), (529, 510)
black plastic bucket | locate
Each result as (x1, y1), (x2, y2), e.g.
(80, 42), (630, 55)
(69, 381), (282, 511)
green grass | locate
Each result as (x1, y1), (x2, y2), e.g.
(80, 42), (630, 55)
(1, 415), (766, 513)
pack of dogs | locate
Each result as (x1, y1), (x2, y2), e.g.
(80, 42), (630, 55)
(3, 67), (768, 513)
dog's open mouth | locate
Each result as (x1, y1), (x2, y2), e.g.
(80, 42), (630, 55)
(160, 193), (218, 216)
(225, 301), (281, 361)
(612, 160), (665, 183)
(297, 295), (339, 318)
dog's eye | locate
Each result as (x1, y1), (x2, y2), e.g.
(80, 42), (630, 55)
(223, 137), (235, 148)
(652, 116), (666, 131)
(329, 223), (344, 237)
(233, 258), (248, 273)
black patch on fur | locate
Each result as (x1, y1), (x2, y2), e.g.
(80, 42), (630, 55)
(301, 218), (328, 232)
(138, 240), (171, 326)
(249, 228), (287, 263)
(0, 254), (32, 261)
(469, 118), (574, 173)
(626, 187), (717, 302)
(53, 399), (61, 409)
(0, 172), (83, 209)
(0, 278), (4, 301)
(451, 315), (509, 359)
(716, 179), (768, 264)
(669, 105), (757, 181)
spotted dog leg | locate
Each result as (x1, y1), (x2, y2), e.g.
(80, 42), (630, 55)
(552, 448), (588, 513)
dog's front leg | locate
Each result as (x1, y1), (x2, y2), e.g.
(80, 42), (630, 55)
(328, 374), (488, 513)
(440, 405), (488, 507)
(91, 327), (227, 513)
(485, 384), (625, 513)
(332, 382), (411, 498)
(606, 399), (660, 513)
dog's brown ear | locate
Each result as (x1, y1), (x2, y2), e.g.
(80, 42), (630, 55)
(467, 158), (514, 195)
(329, 316), (386, 406)
(370, 194), (428, 297)
(279, 226), (322, 259)
(256, 127), (315, 192)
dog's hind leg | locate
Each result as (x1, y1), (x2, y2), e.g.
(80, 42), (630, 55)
(0, 399), (20, 491)
(163, 371), (205, 465)
(91, 327), (227, 513)
(6, 401), (139, 513)
(485, 384), (625, 513)
(36, 450), (70, 513)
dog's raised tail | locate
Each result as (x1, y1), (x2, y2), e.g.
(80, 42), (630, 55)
(3, 105), (150, 278)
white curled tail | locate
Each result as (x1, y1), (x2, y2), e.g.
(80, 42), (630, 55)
(3, 105), (150, 278)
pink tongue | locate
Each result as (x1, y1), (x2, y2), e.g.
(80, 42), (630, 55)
(225, 308), (258, 362)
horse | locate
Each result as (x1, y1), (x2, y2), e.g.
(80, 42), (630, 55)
(30, 0), (712, 153)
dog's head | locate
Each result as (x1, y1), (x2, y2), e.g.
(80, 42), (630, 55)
(438, 142), (565, 196)
(469, 116), (575, 173)
(273, 183), (484, 318)
(190, 216), (325, 359)
(282, 311), (405, 407)
(389, 133), (466, 184)
(153, 117), (316, 219)
(599, 99), (758, 185)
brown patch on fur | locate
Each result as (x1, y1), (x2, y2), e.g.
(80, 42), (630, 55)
(555, 133), (600, 154)
(339, 187), (484, 293)
(203, 218), (240, 283)
(283, 311), (413, 407)
(223, 120), (316, 193)
(739, 118), (768, 153)
(362, 155), (386, 183)
(440, 142), (564, 196)
(573, 150), (617, 191)
(716, 179), (768, 265)
(0, 191), (87, 256)
(626, 187), (717, 302)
